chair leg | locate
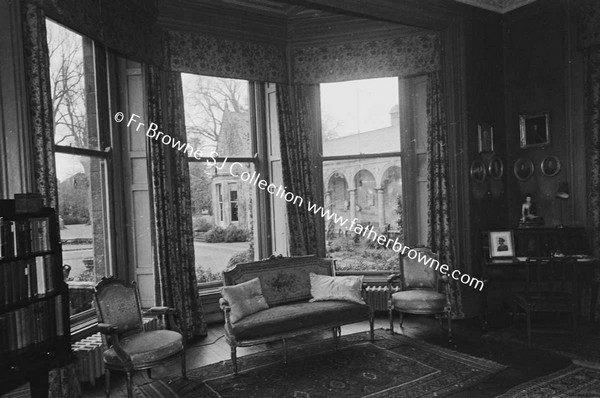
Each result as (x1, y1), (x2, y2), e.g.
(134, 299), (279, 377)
(333, 328), (339, 349)
(446, 310), (453, 344)
(282, 338), (288, 364)
(146, 368), (152, 379)
(231, 345), (238, 375)
(104, 369), (110, 398)
(389, 309), (394, 334)
(126, 371), (133, 398)
(369, 316), (375, 342)
(399, 312), (404, 328)
(181, 349), (187, 379)
(526, 309), (532, 348)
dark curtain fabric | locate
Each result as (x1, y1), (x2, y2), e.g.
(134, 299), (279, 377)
(276, 84), (325, 257)
(585, 47), (600, 254)
(22, 2), (58, 209)
(22, 4), (81, 396)
(426, 72), (463, 317)
(146, 65), (207, 340)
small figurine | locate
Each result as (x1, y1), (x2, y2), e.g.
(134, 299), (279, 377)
(521, 194), (539, 222)
(519, 193), (544, 227)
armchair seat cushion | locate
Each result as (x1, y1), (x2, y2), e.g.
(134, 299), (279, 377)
(231, 300), (371, 340)
(103, 330), (183, 366)
(391, 290), (446, 313)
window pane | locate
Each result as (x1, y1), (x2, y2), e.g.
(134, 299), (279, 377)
(190, 161), (256, 284)
(323, 158), (401, 272)
(46, 20), (99, 150)
(55, 153), (111, 315)
(181, 74), (251, 157)
(321, 77), (400, 156)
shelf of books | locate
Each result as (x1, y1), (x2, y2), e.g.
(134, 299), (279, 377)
(0, 199), (71, 396)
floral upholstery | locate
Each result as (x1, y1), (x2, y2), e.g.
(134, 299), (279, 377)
(103, 330), (183, 366)
(229, 301), (371, 340)
(390, 290), (446, 314)
(94, 283), (143, 337)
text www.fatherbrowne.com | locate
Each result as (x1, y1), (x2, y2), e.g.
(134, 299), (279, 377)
(116, 112), (484, 292)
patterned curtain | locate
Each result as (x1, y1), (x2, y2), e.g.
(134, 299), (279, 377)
(22, 2), (58, 209)
(22, 3), (81, 397)
(146, 65), (207, 340)
(426, 71), (463, 317)
(276, 84), (325, 257)
(585, 48), (600, 254)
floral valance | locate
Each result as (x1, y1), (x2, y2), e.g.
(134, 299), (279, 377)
(30, 0), (164, 66)
(166, 30), (287, 83)
(290, 31), (441, 84)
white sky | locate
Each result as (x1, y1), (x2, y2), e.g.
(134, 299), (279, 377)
(320, 77), (399, 137)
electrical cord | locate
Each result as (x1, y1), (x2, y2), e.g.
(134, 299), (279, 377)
(187, 334), (225, 349)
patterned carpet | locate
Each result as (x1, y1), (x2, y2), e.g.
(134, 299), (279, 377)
(483, 325), (600, 362)
(136, 329), (506, 398)
(497, 362), (600, 398)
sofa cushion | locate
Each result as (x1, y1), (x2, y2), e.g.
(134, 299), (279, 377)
(231, 301), (371, 339)
(391, 290), (446, 313)
(309, 273), (365, 304)
(221, 277), (269, 323)
(103, 330), (183, 365)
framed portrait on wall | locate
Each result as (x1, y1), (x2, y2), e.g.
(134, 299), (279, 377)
(489, 230), (515, 258)
(540, 155), (561, 177)
(488, 156), (504, 180)
(519, 112), (550, 148)
(514, 157), (534, 181)
(478, 123), (494, 153)
(470, 159), (486, 183)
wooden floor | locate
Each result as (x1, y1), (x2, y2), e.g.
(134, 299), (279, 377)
(82, 313), (571, 397)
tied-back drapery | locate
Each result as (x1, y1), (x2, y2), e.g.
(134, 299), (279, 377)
(426, 71), (463, 317)
(21, 3), (81, 396)
(146, 65), (207, 340)
(276, 84), (325, 256)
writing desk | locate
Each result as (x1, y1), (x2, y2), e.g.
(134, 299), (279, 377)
(482, 255), (600, 324)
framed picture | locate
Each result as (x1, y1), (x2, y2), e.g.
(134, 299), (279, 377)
(519, 112), (550, 148)
(478, 123), (494, 153)
(470, 159), (486, 183)
(514, 157), (534, 181)
(540, 155), (561, 177)
(488, 156), (504, 180)
(489, 230), (515, 258)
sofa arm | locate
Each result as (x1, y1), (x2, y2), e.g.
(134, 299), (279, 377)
(219, 298), (232, 325)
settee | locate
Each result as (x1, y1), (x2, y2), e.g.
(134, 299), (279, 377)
(219, 255), (374, 374)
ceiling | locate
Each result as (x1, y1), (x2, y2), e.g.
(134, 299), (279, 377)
(181, 0), (538, 16)
(453, 0), (537, 13)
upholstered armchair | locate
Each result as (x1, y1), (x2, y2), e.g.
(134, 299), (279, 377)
(93, 277), (186, 398)
(387, 247), (452, 342)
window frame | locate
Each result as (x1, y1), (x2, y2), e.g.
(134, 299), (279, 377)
(46, 19), (118, 329)
(184, 79), (272, 289)
(318, 76), (428, 275)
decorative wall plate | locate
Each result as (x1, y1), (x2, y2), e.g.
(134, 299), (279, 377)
(514, 157), (534, 181)
(540, 155), (561, 177)
(470, 159), (486, 183)
(488, 156), (504, 180)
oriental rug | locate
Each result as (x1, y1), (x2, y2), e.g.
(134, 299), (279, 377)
(497, 362), (600, 398)
(136, 329), (506, 398)
(483, 325), (600, 362)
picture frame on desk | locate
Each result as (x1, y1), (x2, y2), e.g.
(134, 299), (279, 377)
(489, 230), (515, 258)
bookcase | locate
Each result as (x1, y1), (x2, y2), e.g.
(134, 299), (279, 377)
(0, 200), (72, 397)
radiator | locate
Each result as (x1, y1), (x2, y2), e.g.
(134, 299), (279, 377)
(364, 285), (399, 311)
(71, 317), (159, 386)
